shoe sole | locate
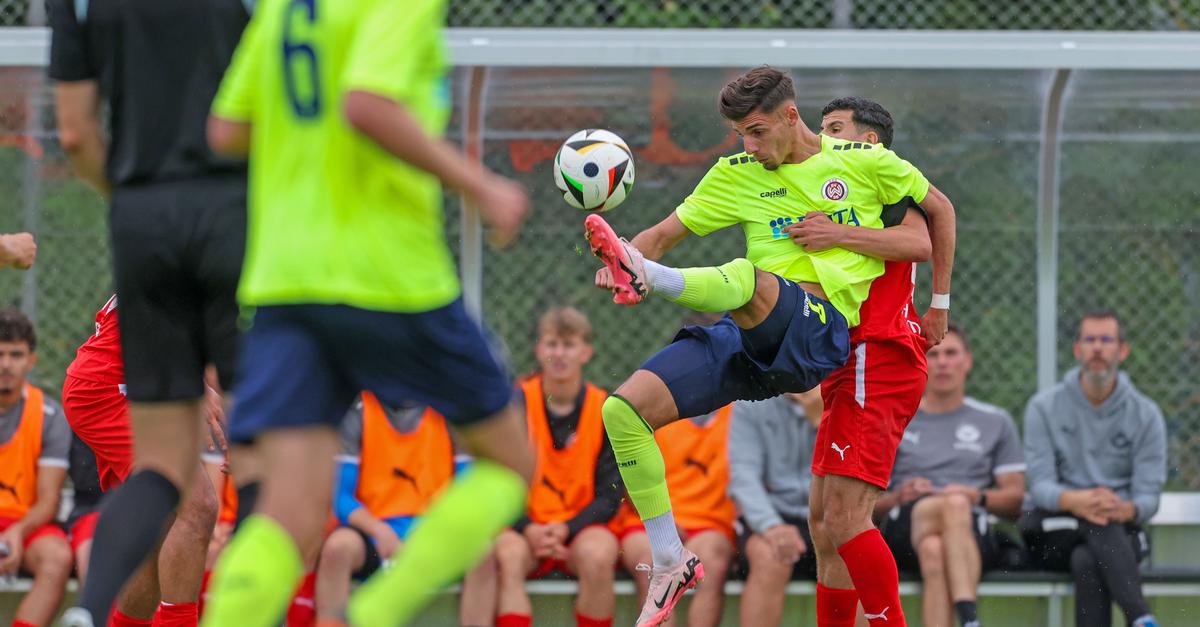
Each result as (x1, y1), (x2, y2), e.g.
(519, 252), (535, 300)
(637, 562), (706, 627)
(584, 214), (643, 305)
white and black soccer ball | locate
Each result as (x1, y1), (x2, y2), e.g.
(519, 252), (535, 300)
(553, 129), (635, 212)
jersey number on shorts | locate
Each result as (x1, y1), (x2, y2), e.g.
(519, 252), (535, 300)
(283, 0), (321, 119)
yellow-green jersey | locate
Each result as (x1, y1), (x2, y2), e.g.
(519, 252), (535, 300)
(675, 135), (930, 327)
(212, 0), (458, 312)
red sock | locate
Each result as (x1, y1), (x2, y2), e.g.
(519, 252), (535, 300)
(13, 620), (39, 627)
(816, 582), (860, 627)
(110, 608), (155, 627)
(575, 611), (612, 627)
(197, 569), (212, 618)
(838, 529), (906, 627)
(285, 571), (317, 627)
(496, 614), (533, 627)
(152, 601), (198, 627)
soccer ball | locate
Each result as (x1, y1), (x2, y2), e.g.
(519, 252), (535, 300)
(553, 129), (635, 212)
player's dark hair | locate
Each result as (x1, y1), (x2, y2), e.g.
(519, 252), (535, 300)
(0, 309), (36, 352)
(719, 66), (795, 121)
(1077, 309), (1126, 343)
(822, 96), (895, 148)
(945, 321), (969, 352)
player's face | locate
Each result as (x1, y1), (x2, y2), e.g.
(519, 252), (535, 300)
(731, 106), (796, 171)
(0, 340), (35, 399)
(1073, 317), (1128, 384)
(820, 110), (879, 145)
(535, 332), (594, 381)
(925, 332), (971, 396)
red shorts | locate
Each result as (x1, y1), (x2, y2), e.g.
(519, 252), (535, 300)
(527, 524), (616, 579)
(614, 522), (736, 545)
(813, 337), (927, 489)
(68, 511), (100, 554)
(62, 375), (133, 491)
(0, 517), (68, 550)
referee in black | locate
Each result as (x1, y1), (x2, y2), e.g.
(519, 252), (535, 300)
(49, 2), (251, 625)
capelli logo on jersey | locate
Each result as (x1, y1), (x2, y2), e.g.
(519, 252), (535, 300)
(760, 188), (787, 198)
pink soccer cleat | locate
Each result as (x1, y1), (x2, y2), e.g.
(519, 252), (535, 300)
(584, 214), (647, 306)
(633, 550), (705, 627)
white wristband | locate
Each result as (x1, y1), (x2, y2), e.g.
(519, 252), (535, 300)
(930, 293), (950, 310)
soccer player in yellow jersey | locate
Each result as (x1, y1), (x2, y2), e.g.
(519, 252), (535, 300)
(584, 67), (955, 627)
(199, 1), (533, 626)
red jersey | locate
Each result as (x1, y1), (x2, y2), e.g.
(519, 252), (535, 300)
(65, 295), (124, 385)
(850, 260), (924, 345)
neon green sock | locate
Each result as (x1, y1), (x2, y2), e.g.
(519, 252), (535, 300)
(671, 257), (757, 312)
(200, 515), (302, 627)
(347, 460), (527, 627)
(602, 395), (671, 519)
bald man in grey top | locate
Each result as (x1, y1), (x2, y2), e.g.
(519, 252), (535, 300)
(873, 324), (1025, 627)
(1019, 311), (1164, 627)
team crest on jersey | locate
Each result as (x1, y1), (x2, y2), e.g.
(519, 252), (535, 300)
(953, 423), (983, 453)
(822, 178), (848, 201)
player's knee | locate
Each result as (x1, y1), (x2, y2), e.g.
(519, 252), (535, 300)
(1069, 545), (1098, 575)
(182, 478), (220, 533)
(916, 534), (944, 576)
(942, 492), (974, 522)
(318, 530), (362, 573)
(573, 533), (618, 580)
(32, 538), (74, 582)
(494, 532), (532, 574)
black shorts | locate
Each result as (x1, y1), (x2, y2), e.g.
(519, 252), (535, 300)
(641, 276), (850, 419)
(734, 514), (818, 581)
(344, 526), (384, 580)
(110, 176), (246, 401)
(879, 498), (1000, 574)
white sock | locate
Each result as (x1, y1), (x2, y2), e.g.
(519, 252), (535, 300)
(643, 510), (685, 567)
(643, 259), (685, 299)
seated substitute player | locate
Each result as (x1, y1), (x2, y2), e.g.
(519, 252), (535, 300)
(584, 68), (953, 626)
(315, 392), (468, 623)
(489, 307), (622, 627)
(61, 296), (221, 627)
(873, 324), (1025, 627)
(613, 402), (737, 627)
(727, 390), (821, 627)
(1020, 311), (1165, 627)
(0, 310), (73, 627)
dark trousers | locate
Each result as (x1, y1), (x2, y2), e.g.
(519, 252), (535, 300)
(1020, 509), (1152, 626)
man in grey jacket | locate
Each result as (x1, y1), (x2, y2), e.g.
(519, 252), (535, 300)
(728, 389), (821, 627)
(1020, 310), (1166, 627)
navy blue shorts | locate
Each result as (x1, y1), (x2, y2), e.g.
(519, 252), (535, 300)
(641, 282), (849, 419)
(229, 300), (512, 443)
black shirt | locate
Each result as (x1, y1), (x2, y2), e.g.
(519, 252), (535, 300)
(47, 0), (250, 187)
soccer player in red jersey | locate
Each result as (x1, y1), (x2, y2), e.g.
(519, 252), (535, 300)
(62, 296), (222, 627)
(794, 97), (956, 627)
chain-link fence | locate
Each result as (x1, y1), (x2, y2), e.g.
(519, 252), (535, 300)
(2, 62), (1198, 486)
(3, 0), (1199, 28)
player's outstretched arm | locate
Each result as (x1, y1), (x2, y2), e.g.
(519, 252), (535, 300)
(628, 211), (691, 261)
(786, 208), (931, 262)
(55, 80), (110, 197)
(343, 91), (528, 247)
(915, 184), (956, 347)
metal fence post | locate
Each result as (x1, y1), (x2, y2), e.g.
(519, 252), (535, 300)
(459, 66), (488, 321)
(1037, 69), (1071, 391)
